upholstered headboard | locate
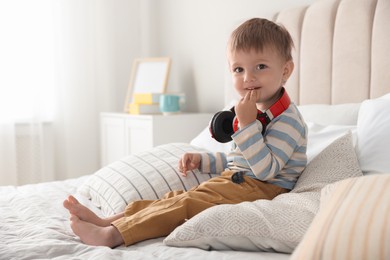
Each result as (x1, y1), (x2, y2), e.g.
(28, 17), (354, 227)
(225, 0), (390, 105)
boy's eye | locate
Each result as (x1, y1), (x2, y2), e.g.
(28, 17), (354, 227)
(233, 67), (243, 73)
(256, 64), (266, 70)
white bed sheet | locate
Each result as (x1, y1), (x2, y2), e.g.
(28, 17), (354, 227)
(0, 176), (289, 260)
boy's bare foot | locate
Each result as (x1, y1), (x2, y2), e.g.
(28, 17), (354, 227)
(63, 195), (109, 227)
(70, 214), (124, 248)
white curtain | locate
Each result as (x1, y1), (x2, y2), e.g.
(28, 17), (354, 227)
(0, 0), (57, 185)
(0, 0), (104, 186)
(0, 0), (143, 186)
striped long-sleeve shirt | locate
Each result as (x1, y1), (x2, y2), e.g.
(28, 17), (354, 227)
(200, 103), (308, 190)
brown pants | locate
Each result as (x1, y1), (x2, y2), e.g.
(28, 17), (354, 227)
(112, 171), (288, 246)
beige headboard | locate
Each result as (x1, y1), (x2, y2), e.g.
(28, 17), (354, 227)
(276, 0), (390, 105)
(225, 0), (390, 105)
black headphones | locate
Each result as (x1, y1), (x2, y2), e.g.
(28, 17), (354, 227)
(209, 107), (237, 143)
(209, 87), (291, 143)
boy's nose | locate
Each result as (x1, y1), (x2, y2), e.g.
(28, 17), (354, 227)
(244, 72), (256, 83)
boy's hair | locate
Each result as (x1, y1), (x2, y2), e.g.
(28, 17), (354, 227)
(228, 18), (294, 62)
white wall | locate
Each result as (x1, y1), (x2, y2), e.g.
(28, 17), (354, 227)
(133, 0), (320, 113)
(52, 0), (144, 179)
(48, 0), (320, 180)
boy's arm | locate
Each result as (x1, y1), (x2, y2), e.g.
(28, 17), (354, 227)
(199, 152), (228, 175)
(232, 112), (306, 181)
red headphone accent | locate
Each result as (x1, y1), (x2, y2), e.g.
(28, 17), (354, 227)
(232, 87), (291, 134)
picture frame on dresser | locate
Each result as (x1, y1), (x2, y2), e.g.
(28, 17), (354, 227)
(123, 57), (171, 113)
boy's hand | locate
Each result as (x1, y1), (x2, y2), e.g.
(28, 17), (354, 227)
(178, 153), (201, 176)
(235, 90), (259, 129)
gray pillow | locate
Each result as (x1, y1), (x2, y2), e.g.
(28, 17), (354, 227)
(164, 132), (363, 253)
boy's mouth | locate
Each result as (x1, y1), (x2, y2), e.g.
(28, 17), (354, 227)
(246, 87), (261, 90)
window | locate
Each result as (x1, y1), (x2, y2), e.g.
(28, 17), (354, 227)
(0, 0), (56, 122)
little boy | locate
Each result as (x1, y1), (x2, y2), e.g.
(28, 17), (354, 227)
(64, 18), (307, 248)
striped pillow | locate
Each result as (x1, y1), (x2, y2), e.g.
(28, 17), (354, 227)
(78, 143), (215, 216)
(291, 174), (390, 260)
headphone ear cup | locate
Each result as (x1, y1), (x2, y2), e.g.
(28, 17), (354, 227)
(209, 110), (235, 143)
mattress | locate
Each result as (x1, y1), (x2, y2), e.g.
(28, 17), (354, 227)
(0, 176), (289, 260)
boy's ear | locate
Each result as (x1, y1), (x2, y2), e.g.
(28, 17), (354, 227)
(283, 60), (294, 81)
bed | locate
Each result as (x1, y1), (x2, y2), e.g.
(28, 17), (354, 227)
(1, 0), (389, 259)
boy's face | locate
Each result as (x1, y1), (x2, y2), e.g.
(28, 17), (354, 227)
(227, 47), (293, 110)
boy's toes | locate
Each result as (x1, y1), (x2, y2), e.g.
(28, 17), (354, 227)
(63, 199), (71, 209)
(63, 195), (80, 210)
(68, 195), (79, 204)
(70, 214), (80, 222)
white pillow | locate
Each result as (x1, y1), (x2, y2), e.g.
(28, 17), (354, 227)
(191, 102), (359, 157)
(78, 143), (216, 216)
(356, 94), (390, 174)
(306, 123), (356, 162)
(299, 102), (359, 162)
(191, 113), (357, 159)
(164, 132), (363, 253)
(379, 92), (390, 100)
(190, 126), (232, 154)
(298, 103), (360, 126)
(291, 174), (390, 260)
(192, 122), (356, 163)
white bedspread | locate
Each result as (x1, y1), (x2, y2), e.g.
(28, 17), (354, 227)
(0, 176), (289, 260)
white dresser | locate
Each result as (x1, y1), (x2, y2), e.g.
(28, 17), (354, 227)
(100, 113), (213, 166)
